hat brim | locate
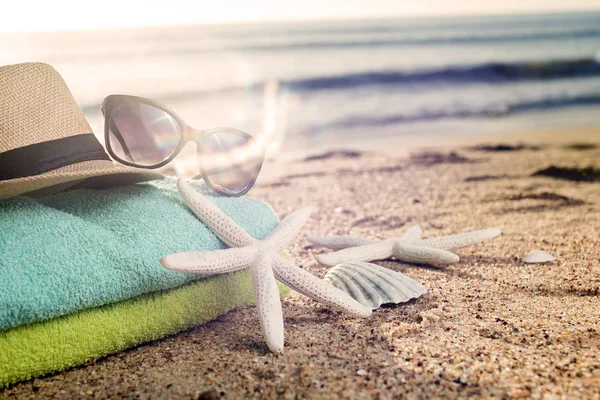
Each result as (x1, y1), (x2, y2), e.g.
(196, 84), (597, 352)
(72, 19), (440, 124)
(0, 159), (164, 200)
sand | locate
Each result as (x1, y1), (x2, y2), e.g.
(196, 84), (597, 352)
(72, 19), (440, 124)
(2, 127), (599, 399)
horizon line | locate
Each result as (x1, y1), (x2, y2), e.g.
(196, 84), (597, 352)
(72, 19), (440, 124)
(1, 7), (599, 35)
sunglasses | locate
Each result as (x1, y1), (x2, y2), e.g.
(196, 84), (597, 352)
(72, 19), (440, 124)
(101, 94), (265, 197)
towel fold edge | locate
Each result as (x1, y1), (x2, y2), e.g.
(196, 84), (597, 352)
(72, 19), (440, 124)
(0, 270), (290, 388)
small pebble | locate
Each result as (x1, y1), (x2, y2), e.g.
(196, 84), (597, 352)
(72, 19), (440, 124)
(198, 389), (220, 400)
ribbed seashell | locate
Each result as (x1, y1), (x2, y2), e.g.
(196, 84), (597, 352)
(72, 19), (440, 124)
(324, 262), (427, 310)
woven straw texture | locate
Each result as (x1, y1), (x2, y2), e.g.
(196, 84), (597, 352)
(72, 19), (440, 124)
(0, 62), (162, 199)
(0, 62), (92, 152)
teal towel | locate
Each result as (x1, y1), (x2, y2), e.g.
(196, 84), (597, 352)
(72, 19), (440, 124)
(0, 178), (278, 331)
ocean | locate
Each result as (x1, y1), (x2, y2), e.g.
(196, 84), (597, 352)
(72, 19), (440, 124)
(2, 11), (600, 158)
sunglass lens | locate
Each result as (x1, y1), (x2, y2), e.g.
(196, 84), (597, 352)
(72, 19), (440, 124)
(108, 102), (181, 167)
(200, 130), (264, 196)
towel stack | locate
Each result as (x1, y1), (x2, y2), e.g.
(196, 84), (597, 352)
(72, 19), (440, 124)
(0, 178), (287, 387)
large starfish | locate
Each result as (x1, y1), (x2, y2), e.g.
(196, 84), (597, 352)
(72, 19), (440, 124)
(160, 179), (372, 353)
(308, 225), (501, 267)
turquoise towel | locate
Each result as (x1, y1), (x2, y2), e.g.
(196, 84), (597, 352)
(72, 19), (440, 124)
(0, 178), (278, 331)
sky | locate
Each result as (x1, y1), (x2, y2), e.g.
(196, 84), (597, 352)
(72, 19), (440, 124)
(2, 0), (599, 33)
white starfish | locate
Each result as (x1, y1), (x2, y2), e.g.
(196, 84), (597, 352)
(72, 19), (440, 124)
(160, 179), (372, 353)
(308, 225), (501, 267)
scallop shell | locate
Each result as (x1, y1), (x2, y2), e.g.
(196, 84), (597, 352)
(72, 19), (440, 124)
(324, 262), (427, 310)
(522, 249), (556, 263)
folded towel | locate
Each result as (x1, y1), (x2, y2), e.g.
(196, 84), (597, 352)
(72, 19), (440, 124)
(0, 269), (289, 387)
(0, 178), (279, 331)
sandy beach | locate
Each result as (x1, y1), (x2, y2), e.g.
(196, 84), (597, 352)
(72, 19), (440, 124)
(2, 127), (599, 399)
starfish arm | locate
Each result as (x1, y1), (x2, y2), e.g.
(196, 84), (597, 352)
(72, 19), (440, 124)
(160, 246), (258, 274)
(392, 242), (459, 266)
(250, 254), (285, 353)
(307, 235), (378, 250)
(416, 228), (501, 250)
(315, 241), (393, 267)
(272, 256), (372, 318)
(177, 179), (256, 247)
(265, 206), (314, 252)
(401, 225), (423, 241)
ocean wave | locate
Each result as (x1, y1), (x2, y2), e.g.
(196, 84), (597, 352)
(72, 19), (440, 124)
(206, 12), (600, 40)
(305, 94), (600, 131)
(80, 58), (600, 115)
(44, 27), (600, 64)
(81, 58), (600, 109)
(283, 58), (600, 91)
(234, 29), (600, 52)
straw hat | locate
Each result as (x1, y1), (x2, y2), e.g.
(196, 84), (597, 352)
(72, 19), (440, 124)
(0, 62), (163, 200)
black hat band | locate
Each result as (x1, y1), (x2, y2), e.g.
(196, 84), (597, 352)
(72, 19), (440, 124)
(0, 133), (111, 181)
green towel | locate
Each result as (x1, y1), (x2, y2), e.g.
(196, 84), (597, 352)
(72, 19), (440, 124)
(0, 269), (290, 387)
(0, 178), (279, 331)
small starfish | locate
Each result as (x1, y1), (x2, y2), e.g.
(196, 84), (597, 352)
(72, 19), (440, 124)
(308, 225), (501, 267)
(160, 179), (372, 353)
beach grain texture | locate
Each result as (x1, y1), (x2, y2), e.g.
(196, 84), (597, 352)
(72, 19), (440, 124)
(2, 127), (599, 399)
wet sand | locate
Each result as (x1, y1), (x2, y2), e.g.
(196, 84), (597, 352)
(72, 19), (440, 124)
(2, 127), (600, 399)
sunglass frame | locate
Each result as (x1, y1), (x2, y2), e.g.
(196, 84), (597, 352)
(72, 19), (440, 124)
(101, 94), (264, 196)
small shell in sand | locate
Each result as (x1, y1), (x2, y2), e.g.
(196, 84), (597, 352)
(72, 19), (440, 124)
(522, 249), (556, 263)
(323, 262), (427, 310)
